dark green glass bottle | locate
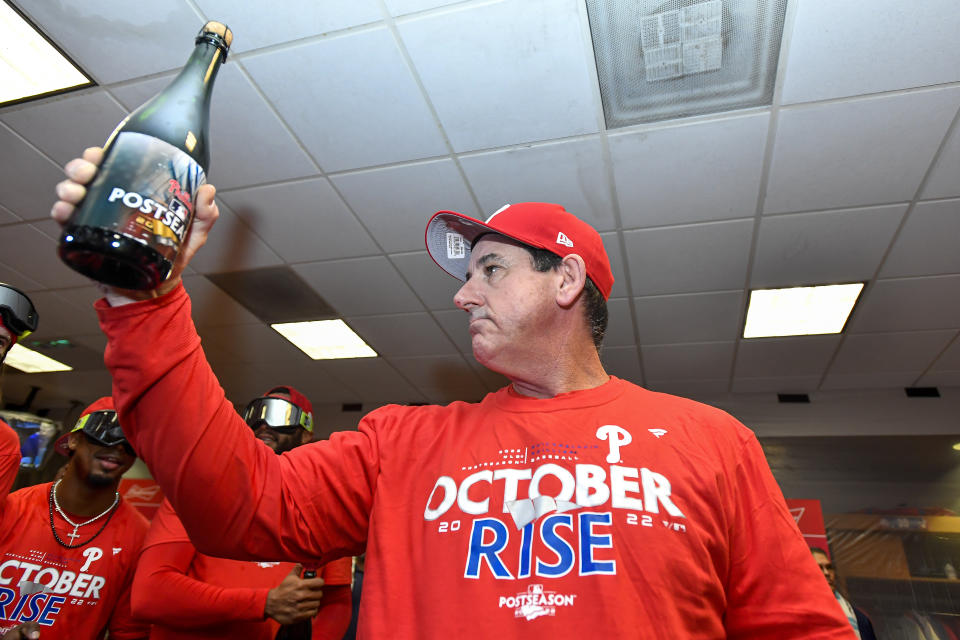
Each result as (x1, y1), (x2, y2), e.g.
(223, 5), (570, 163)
(58, 21), (232, 290)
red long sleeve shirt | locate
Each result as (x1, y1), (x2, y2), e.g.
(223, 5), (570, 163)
(131, 499), (351, 639)
(99, 284), (855, 639)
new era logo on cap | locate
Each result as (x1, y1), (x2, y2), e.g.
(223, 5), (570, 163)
(424, 202), (615, 299)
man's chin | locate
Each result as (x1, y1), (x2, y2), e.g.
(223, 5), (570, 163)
(84, 471), (119, 488)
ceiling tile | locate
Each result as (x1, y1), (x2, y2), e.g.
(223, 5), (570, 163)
(0, 124), (64, 221)
(386, 0), (461, 15)
(916, 371), (960, 387)
(193, 0), (382, 52)
(187, 203), (284, 274)
(734, 336), (842, 378)
(181, 274), (262, 327)
(931, 336), (960, 372)
(322, 358), (428, 405)
(611, 113), (768, 227)
(851, 275), (960, 333)
(765, 88), (960, 214)
(633, 290), (744, 345)
(0, 89), (126, 165)
(0, 263), (44, 293)
(604, 298), (635, 348)
(731, 376), (821, 394)
(331, 160), (477, 253)
(21, 290), (100, 339)
(880, 199), (960, 278)
(820, 372), (922, 391)
(923, 123), (960, 200)
(642, 342), (734, 382)
(397, 0), (599, 152)
(0, 224), (91, 289)
(51, 285), (101, 316)
(199, 322), (307, 364)
(600, 346), (643, 386)
(781, 0), (960, 104)
(599, 232), (629, 300)
(14, 1), (207, 84)
(389, 251), (460, 311)
(830, 331), (956, 375)
(0, 204), (21, 225)
(214, 358), (356, 406)
(387, 355), (487, 403)
(751, 204), (906, 288)
(109, 66), (320, 189)
(293, 256), (423, 317)
(432, 309), (472, 355)
(623, 219), (753, 296)
(219, 178), (378, 263)
(4, 369), (115, 408)
(345, 312), (458, 357)
(241, 29), (448, 171)
(459, 138), (616, 231)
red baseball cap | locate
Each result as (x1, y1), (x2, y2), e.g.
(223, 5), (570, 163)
(54, 396), (117, 456)
(425, 202), (614, 299)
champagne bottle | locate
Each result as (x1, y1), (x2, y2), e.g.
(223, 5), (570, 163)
(58, 21), (232, 290)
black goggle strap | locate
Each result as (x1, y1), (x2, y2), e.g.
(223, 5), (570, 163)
(72, 411), (128, 446)
(242, 397), (313, 433)
(0, 284), (38, 339)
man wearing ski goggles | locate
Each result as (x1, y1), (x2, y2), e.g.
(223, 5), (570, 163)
(0, 283), (39, 365)
(55, 402), (136, 458)
(242, 386), (314, 454)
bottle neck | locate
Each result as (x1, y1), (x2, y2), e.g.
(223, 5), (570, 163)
(166, 39), (225, 103)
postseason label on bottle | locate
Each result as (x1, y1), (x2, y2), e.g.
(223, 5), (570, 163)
(81, 131), (207, 263)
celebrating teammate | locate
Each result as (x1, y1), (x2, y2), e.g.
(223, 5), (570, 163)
(131, 386), (352, 639)
(0, 397), (149, 639)
(51, 148), (855, 638)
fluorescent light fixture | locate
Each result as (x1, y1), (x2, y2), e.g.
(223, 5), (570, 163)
(743, 283), (864, 339)
(271, 320), (377, 360)
(0, 1), (92, 106)
(4, 344), (73, 373)
(952, 443), (960, 452)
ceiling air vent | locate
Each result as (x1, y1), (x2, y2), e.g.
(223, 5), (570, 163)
(585, 0), (789, 127)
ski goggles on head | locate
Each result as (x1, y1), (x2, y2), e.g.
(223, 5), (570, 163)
(73, 410), (132, 452)
(0, 283), (38, 340)
(242, 396), (313, 434)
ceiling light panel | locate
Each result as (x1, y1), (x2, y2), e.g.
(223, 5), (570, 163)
(0, 1), (92, 107)
(271, 320), (378, 360)
(587, 0), (788, 127)
(743, 283), (864, 338)
(4, 344), (73, 373)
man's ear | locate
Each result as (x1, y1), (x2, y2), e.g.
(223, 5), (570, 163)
(67, 432), (80, 452)
(556, 254), (588, 307)
(300, 429), (312, 446)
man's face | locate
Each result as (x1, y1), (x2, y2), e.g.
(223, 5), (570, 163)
(0, 323), (12, 360)
(453, 235), (559, 370)
(252, 423), (308, 455)
(812, 551), (836, 590)
(68, 433), (136, 488)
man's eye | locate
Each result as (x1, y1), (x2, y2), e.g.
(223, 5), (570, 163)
(484, 265), (500, 276)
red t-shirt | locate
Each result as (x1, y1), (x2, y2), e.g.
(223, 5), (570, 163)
(132, 499), (352, 639)
(0, 421), (19, 497)
(0, 481), (149, 639)
(98, 284), (856, 640)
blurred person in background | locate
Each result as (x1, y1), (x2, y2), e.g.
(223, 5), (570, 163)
(131, 386), (351, 640)
(811, 547), (877, 640)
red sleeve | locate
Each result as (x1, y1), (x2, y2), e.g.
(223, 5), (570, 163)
(98, 284), (378, 564)
(723, 431), (856, 639)
(311, 584), (352, 640)
(132, 503), (269, 626)
(318, 556), (353, 586)
(0, 419), (20, 497)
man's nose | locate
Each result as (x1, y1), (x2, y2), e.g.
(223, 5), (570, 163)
(453, 279), (478, 311)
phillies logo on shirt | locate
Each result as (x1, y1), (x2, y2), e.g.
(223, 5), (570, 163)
(423, 424), (687, 594)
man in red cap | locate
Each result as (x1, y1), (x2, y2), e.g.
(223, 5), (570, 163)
(131, 386), (352, 640)
(52, 149), (854, 638)
(0, 397), (149, 639)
